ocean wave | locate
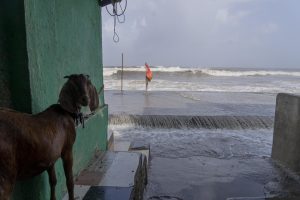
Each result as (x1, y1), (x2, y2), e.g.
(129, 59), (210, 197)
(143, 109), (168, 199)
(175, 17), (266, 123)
(202, 69), (300, 77)
(104, 79), (300, 93)
(104, 66), (185, 76)
(104, 66), (300, 77)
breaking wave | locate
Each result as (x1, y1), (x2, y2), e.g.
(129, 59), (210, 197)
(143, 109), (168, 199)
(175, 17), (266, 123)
(104, 66), (300, 77)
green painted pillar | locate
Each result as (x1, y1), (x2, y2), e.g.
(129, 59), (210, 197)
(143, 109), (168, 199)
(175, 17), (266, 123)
(0, 0), (31, 112)
(0, 0), (108, 199)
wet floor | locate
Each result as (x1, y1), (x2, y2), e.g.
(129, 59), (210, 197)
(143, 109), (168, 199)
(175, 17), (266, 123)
(111, 127), (300, 200)
(105, 91), (276, 116)
(106, 91), (300, 200)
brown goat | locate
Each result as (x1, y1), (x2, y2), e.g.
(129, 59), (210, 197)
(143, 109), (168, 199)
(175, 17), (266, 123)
(0, 74), (100, 200)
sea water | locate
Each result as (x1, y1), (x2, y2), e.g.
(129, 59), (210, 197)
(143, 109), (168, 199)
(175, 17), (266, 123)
(104, 66), (300, 93)
(104, 66), (300, 200)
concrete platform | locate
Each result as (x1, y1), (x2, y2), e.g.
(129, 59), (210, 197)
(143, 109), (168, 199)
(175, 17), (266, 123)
(106, 91), (300, 199)
(63, 151), (147, 200)
(105, 90), (276, 116)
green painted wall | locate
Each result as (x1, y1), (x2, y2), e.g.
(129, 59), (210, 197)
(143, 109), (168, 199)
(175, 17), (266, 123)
(0, 0), (107, 199)
(0, 0), (31, 112)
(24, 0), (104, 113)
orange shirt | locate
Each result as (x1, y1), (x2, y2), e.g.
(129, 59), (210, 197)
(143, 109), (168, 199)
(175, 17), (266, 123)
(145, 63), (153, 81)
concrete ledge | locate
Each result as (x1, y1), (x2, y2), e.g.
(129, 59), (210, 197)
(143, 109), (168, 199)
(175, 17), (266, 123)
(271, 93), (300, 175)
(107, 128), (114, 151)
(65, 151), (147, 200)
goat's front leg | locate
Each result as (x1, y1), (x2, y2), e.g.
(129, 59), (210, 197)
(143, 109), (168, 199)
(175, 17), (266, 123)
(47, 165), (57, 200)
(62, 150), (74, 200)
(0, 180), (14, 200)
(0, 164), (16, 200)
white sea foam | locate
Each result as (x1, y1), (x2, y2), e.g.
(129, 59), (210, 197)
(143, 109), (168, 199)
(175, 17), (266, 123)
(103, 66), (300, 93)
(104, 66), (186, 76)
(103, 67), (120, 76)
(201, 69), (300, 77)
(104, 79), (300, 93)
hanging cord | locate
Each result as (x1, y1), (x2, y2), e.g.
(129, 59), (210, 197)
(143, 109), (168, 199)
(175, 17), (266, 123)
(105, 0), (127, 43)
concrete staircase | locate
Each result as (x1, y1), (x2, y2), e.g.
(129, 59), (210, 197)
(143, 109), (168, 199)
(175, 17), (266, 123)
(63, 129), (149, 200)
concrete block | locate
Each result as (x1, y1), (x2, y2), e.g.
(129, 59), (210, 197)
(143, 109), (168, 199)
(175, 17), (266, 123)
(113, 141), (131, 151)
(272, 93), (300, 174)
(129, 141), (150, 164)
(70, 151), (147, 200)
(99, 152), (141, 187)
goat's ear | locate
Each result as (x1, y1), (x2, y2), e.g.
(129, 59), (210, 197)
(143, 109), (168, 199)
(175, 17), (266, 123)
(64, 75), (71, 79)
(59, 81), (77, 113)
(88, 83), (99, 112)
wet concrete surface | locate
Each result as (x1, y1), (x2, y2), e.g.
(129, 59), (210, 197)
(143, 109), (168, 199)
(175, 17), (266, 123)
(146, 157), (300, 200)
(111, 127), (300, 200)
(83, 186), (133, 200)
(106, 90), (300, 200)
(105, 90), (276, 116)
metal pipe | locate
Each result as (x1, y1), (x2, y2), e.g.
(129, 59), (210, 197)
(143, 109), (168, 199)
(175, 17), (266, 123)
(121, 53), (124, 92)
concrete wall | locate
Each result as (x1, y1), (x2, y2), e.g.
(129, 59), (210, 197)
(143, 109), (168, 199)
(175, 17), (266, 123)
(24, 0), (104, 113)
(0, 0), (31, 112)
(1, 0), (108, 199)
(271, 93), (300, 175)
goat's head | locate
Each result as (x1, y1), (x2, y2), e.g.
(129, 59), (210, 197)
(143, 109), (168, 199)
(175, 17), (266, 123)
(58, 74), (99, 114)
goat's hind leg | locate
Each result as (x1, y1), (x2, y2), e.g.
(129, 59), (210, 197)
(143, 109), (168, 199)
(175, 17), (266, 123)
(47, 165), (57, 200)
(62, 150), (74, 200)
(0, 156), (16, 200)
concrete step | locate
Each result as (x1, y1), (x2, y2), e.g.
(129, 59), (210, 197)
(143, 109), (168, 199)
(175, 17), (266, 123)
(113, 141), (131, 151)
(64, 151), (147, 200)
(129, 141), (150, 164)
(108, 129), (150, 162)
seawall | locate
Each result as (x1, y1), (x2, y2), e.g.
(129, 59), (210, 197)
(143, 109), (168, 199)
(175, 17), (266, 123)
(272, 93), (300, 175)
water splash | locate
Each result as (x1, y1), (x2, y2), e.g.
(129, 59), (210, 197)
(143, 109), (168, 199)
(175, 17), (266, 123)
(109, 115), (274, 129)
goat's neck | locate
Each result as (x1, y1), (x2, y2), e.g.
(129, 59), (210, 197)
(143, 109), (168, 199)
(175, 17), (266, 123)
(37, 104), (76, 124)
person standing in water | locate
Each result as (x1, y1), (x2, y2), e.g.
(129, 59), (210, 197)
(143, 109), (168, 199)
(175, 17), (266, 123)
(145, 62), (153, 92)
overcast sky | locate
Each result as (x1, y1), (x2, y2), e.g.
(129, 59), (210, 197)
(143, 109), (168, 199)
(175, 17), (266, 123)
(102, 0), (300, 68)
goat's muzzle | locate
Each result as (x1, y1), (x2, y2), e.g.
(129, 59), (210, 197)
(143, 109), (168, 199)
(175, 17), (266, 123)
(80, 95), (89, 106)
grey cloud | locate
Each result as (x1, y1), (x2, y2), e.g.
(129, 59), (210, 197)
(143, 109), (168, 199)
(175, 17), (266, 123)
(102, 0), (300, 68)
